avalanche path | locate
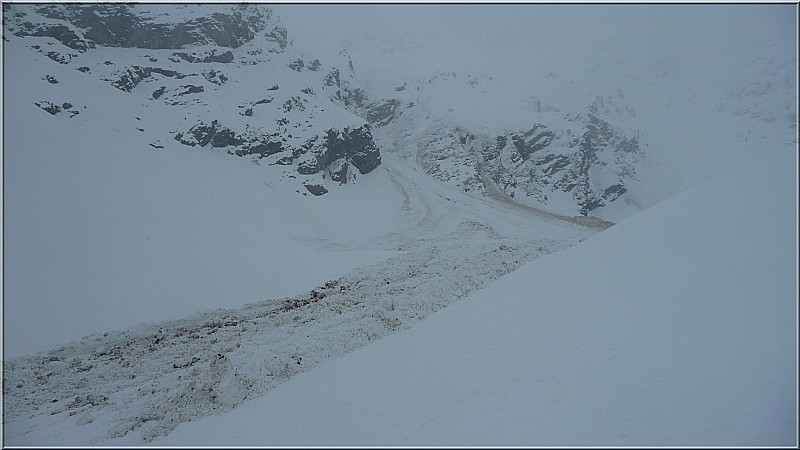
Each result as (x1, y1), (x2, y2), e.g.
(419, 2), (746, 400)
(3, 155), (596, 445)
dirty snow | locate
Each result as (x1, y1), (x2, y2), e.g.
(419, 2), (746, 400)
(2, 149), (594, 444)
(150, 150), (797, 447)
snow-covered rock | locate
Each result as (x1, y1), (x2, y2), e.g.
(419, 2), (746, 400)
(353, 71), (645, 218)
(3, 3), (383, 197)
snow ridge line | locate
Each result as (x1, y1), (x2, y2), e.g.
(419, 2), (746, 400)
(3, 225), (583, 444)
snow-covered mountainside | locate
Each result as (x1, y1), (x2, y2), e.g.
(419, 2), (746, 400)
(273, 4), (796, 221)
(356, 51), (796, 220)
(2, 3), (797, 446)
(358, 72), (642, 216)
(3, 3), (381, 197)
(5, 3), (795, 221)
(3, 4), (599, 443)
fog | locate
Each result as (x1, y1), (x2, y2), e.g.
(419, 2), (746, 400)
(273, 4), (796, 94)
(274, 3), (797, 209)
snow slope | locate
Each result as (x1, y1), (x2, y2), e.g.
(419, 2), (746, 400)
(1, 17), (397, 359)
(2, 144), (594, 445)
(2, 5), (598, 444)
(151, 151), (797, 447)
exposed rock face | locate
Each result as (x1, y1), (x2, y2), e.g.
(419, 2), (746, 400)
(6, 3), (384, 197)
(107, 66), (189, 92)
(203, 69), (228, 85)
(235, 141), (283, 158)
(186, 121), (244, 148)
(8, 4), (280, 51)
(480, 105), (641, 216)
(318, 125), (382, 182)
(511, 124), (556, 161)
(34, 100), (80, 118)
(11, 20), (88, 51)
(322, 58), (369, 113)
(8, 0), (645, 211)
(288, 59), (304, 72)
(35, 101), (62, 115)
(363, 80), (642, 216)
(303, 183), (328, 196)
(171, 50), (235, 64)
(365, 99), (402, 127)
(173, 121), (381, 188)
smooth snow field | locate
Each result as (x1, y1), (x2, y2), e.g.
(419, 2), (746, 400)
(150, 150), (798, 447)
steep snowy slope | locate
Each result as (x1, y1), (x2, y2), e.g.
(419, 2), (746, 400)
(151, 150), (797, 447)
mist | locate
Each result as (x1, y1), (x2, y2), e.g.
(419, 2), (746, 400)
(273, 4), (796, 94)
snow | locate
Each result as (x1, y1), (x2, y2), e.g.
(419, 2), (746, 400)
(150, 150), (797, 447)
(1, 30), (401, 358)
(276, 3), (797, 221)
(2, 148), (594, 445)
(2, 3), (797, 446)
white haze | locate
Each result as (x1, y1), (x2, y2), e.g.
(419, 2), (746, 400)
(274, 4), (795, 93)
(275, 3), (797, 196)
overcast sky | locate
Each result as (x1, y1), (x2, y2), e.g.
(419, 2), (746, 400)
(272, 3), (796, 93)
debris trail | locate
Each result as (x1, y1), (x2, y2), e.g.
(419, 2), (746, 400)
(3, 224), (583, 444)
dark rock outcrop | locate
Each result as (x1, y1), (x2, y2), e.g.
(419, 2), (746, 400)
(35, 100), (80, 118)
(178, 120), (244, 148)
(29, 4), (273, 50)
(365, 99), (401, 127)
(10, 21), (88, 51)
(318, 125), (381, 182)
(411, 94), (641, 216)
(511, 125), (557, 161)
(203, 69), (228, 85)
(152, 86), (167, 99)
(7, 3), (385, 198)
(296, 158), (321, 175)
(303, 184), (327, 196)
(288, 59), (304, 72)
(234, 141), (284, 158)
(109, 66), (188, 92)
(35, 101), (61, 115)
(177, 85), (204, 96)
(171, 50), (234, 64)
(264, 24), (287, 50)
(45, 51), (72, 64)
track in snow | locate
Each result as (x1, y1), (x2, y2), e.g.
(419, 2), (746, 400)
(3, 159), (597, 445)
